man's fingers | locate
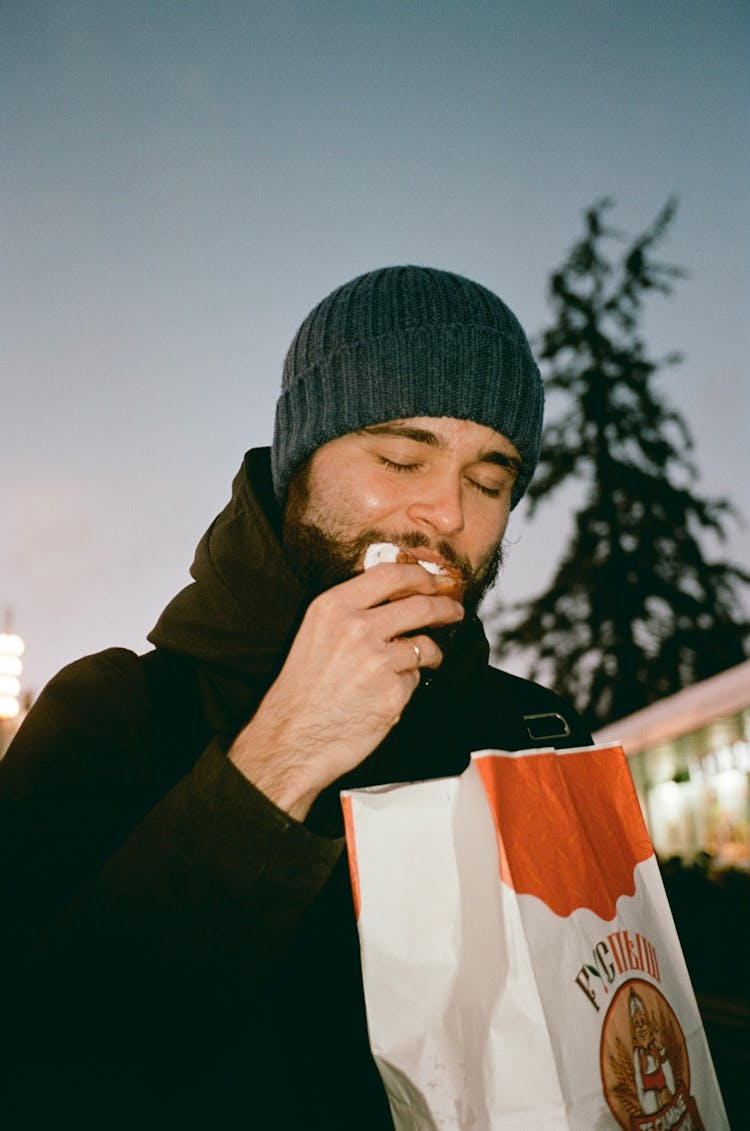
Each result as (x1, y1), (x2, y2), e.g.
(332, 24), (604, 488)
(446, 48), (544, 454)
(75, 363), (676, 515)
(393, 634), (442, 673)
(310, 565), (463, 640)
(374, 591), (463, 640)
(349, 561), (464, 609)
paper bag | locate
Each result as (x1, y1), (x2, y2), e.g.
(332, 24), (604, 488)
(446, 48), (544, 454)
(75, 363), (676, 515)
(341, 744), (728, 1130)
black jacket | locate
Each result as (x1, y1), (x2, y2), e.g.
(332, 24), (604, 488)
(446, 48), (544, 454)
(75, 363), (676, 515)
(0, 449), (591, 1130)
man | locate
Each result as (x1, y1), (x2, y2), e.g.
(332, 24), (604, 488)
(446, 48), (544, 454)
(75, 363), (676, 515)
(630, 988), (677, 1115)
(1, 266), (591, 1129)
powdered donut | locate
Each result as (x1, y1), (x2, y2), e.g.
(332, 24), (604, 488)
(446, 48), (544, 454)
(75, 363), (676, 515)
(363, 542), (465, 602)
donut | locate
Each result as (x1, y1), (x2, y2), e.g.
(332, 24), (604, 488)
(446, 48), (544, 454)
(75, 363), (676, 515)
(363, 542), (465, 602)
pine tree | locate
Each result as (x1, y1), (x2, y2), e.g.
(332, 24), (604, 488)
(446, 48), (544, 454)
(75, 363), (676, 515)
(493, 198), (749, 729)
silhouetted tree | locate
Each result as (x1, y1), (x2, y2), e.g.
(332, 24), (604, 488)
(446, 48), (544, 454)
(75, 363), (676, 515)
(493, 199), (749, 729)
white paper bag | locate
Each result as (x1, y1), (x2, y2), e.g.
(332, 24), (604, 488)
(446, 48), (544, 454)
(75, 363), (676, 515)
(341, 744), (728, 1130)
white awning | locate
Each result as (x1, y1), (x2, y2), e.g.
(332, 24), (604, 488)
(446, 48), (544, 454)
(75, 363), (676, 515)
(593, 659), (750, 756)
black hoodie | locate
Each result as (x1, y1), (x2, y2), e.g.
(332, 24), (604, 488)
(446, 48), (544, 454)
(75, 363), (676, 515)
(0, 449), (590, 1129)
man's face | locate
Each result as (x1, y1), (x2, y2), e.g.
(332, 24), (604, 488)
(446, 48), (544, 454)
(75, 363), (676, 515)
(632, 1011), (652, 1047)
(283, 416), (521, 619)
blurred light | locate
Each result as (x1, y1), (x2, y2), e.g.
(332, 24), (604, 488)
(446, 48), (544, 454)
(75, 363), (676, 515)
(0, 633), (24, 658)
(0, 676), (21, 698)
(0, 696), (19, 720)
(0, 632), (24, 719)
(732, 741), (750, 771)
(714, 768), (747, 809)
(651, 779), (684, 822)
(716, 746), (734, 772)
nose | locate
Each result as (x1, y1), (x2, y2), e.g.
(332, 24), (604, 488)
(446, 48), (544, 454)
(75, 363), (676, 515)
(406, 474), (465, 537)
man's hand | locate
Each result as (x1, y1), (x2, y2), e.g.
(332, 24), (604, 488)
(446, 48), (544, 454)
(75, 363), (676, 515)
(228, 563), (464, 821)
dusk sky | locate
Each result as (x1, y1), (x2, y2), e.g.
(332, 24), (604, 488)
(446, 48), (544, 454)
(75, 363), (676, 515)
(3, 1), (749, 699)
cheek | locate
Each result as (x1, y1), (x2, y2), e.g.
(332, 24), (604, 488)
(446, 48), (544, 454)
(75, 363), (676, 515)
(461, 510), (510, 576)
(331, 471), (405, 524)
(466, 495), (510, 549)
(310, 465), (403, 528)
(358, 482), (401, 520)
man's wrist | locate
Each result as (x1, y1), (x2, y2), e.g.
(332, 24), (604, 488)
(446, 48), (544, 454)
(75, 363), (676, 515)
(228, 719), (323, 822)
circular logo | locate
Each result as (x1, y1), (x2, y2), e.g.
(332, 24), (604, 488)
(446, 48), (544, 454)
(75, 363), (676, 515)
(600, 978), (689, 1129)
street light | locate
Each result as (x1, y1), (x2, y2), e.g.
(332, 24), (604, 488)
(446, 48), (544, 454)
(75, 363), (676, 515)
(0, 632), (25, 720)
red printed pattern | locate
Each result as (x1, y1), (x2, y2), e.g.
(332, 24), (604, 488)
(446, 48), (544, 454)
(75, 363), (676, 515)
(474, 746), (654, 919)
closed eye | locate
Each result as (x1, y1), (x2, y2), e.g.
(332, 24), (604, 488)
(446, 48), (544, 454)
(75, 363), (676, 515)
(468, 479), (502, 498)
(380, 456), (505, 499)
(377, 455), (421, 473)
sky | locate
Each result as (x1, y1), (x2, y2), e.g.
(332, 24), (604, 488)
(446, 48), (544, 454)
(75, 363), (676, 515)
(3, 0), (749, 699)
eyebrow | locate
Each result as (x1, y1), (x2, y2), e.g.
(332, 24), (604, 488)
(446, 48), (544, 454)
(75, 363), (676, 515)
(361, 422), (445, 447)
(359, 422), (523, 476)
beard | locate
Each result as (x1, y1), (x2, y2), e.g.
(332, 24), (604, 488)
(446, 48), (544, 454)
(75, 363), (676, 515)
(282, 462), (504, 646)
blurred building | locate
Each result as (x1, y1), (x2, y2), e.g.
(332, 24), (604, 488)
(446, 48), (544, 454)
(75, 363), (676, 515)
(595, 659), (750, 869)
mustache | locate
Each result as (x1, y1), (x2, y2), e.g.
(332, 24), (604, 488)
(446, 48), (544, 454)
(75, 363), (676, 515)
(283, 497), (504, 615)
(385, 531), (468, 575)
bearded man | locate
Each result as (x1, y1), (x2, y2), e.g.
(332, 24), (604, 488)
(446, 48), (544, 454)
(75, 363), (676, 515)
(0, 266), (591, 1129)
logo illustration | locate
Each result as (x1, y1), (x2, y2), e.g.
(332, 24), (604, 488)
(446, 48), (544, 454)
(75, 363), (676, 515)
(600, 979), (705, 1130)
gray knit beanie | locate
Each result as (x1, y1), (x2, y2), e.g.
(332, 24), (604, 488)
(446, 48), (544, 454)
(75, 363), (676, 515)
(271, 265), (543, 509)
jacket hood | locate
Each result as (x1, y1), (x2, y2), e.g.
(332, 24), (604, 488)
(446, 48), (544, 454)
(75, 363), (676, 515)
(149, 448), (306, 680)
